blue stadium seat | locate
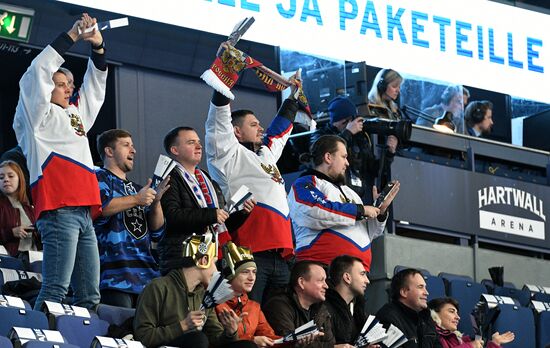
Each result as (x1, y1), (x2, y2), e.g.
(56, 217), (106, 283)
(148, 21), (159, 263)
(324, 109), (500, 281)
(22, 342), (79, 348)
(0, 256), (24, 271)
(537, 311), (550, 348)
(393, 265), (431, 277)
(55, 315), (109, 348)
(493, 286), (531, 307)
(492, 304), (535, 348)
(96, 303), (135, 326)
(28, 261), (42, 274)
(481, 279), (517, 293)
(425, 275), (445, 301)
(532, 292), (550, 303)
(447, 279), (487, 337)
(0, 307), (48, 336)
(438, 272), (473, 284)
(0, 336), (12, 348)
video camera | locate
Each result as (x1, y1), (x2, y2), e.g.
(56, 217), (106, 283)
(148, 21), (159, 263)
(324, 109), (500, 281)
(360, 103), (412, 142)
(361, 117), (412, 142)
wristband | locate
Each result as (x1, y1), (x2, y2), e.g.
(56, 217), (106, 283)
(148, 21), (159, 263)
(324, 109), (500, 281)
(92, 41), (105, 50)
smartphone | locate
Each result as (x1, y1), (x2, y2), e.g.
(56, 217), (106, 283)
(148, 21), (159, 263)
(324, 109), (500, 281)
(373, 182), (397, 208)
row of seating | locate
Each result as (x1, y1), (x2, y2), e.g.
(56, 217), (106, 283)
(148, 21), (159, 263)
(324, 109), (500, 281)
(0, 255), (42, 274)
(393, 266), (550, 348)
(0, 298), (135, 348)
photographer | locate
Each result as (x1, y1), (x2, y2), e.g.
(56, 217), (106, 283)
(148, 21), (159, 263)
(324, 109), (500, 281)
(310, 96), (397, 203)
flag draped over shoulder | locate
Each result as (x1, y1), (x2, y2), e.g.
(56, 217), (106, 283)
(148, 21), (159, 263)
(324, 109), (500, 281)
(201, 44), (311, 117)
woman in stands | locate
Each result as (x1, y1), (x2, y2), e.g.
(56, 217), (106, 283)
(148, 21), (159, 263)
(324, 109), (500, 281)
(367, 68), (404, 120)
(0, 160), (38, 257)
(428, 297), (515, 348)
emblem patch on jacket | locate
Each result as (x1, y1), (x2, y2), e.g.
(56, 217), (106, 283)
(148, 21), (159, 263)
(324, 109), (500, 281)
(68, 113), (86, 136)
(122, 182), (148, 239)
(261, 163), (284, 185)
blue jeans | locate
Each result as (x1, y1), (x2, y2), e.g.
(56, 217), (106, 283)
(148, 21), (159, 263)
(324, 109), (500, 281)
(248, 251), (291, 305)
(34, 206), (100, 310)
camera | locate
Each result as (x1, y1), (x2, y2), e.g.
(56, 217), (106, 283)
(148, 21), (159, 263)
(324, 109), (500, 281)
(362, 117), (412, 142)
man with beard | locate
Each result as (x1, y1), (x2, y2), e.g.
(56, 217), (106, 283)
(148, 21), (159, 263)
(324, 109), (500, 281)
(465, 101), (494, 138)
(205, 82), (300, 304)
(325, 255), (379, 347)
(94, 129), (169, 307)
(288, 135), (399, 271)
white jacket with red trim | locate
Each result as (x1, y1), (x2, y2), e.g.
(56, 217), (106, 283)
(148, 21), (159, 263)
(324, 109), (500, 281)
(13, 44), (107, 219)
(205, 98), (299, 257)
(288, 170), (386, 271)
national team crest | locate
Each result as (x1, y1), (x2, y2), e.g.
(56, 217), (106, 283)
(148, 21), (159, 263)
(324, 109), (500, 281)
(261, 163), (284, 185)
(67, 113), (86, 137)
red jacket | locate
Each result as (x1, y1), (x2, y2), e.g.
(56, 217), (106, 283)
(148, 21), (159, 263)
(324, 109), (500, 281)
(0, 195), (36, 257)
(216, 293), (278, 341)
(436, 325), (500, 348)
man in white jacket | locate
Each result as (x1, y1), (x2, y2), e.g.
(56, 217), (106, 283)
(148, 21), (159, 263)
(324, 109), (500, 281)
(205, 85), (299, 304)
(13, 13), (108, 310)
(288, 135), (399, 271)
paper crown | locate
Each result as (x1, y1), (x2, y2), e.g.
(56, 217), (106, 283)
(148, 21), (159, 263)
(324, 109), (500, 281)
(221, 242), (256, 280)
(183, 233), (217, 269)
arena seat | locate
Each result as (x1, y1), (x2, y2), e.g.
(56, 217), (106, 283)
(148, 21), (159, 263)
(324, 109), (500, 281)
(492, 304), (535, 348)
(493, 286), (531, 307)
(425, 275), (446, 301)
(536, 310), (550, 348)
(96, 303), (135, 326)
(0, 336), (12, 348)
(22, 343), (79, 348)
(28, 261), (42, 275)
(55, 315), (109, 348)
(393, 265), (431, 277)
(481, 279), (517, 293)
(533, 292), (550, 303)
(438, 272), (473, 284)
(446, 279), (487, 337)
(0, 256), (24, 271)
(0, 307), (48, 336)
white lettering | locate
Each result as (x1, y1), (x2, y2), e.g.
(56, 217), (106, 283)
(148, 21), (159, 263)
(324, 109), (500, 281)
(479, 187), (487, 208)
(496, 186), (505, 205)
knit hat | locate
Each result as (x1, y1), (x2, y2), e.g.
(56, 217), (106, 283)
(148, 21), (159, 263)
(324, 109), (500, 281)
(221, 242), (256, 281)
(328, 96), (357, 124)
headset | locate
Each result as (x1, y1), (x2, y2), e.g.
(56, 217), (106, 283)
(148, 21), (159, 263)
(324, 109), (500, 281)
(469, 101), (485, 124)
(376, 68), (391, 95)
(466, 100), (493, 125)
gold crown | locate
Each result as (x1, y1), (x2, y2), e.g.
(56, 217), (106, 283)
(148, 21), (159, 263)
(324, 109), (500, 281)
(222, 241), (255, 280)
(183, 233), (217, 269)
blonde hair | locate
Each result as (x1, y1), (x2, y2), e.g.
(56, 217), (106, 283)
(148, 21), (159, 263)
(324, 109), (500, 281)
(368, 69), (403, 118)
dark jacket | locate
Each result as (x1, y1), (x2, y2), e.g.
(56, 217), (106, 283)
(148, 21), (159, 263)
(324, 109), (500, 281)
(376, 301), (442, 348)
(158, 167), (246, 275)
(133, 269), (236, 347)
(311, 124), (394, 203)
(324, 288), (367, 345)
(0, 195), (37, 256)
(263, 290), (335, 347)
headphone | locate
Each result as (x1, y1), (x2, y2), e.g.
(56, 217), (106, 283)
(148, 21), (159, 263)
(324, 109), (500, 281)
(469, 101), (486, 124)
(377, 69), (392, 95)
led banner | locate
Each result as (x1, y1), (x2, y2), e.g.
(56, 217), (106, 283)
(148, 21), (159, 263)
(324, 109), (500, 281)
(56, 0), (548, 103)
